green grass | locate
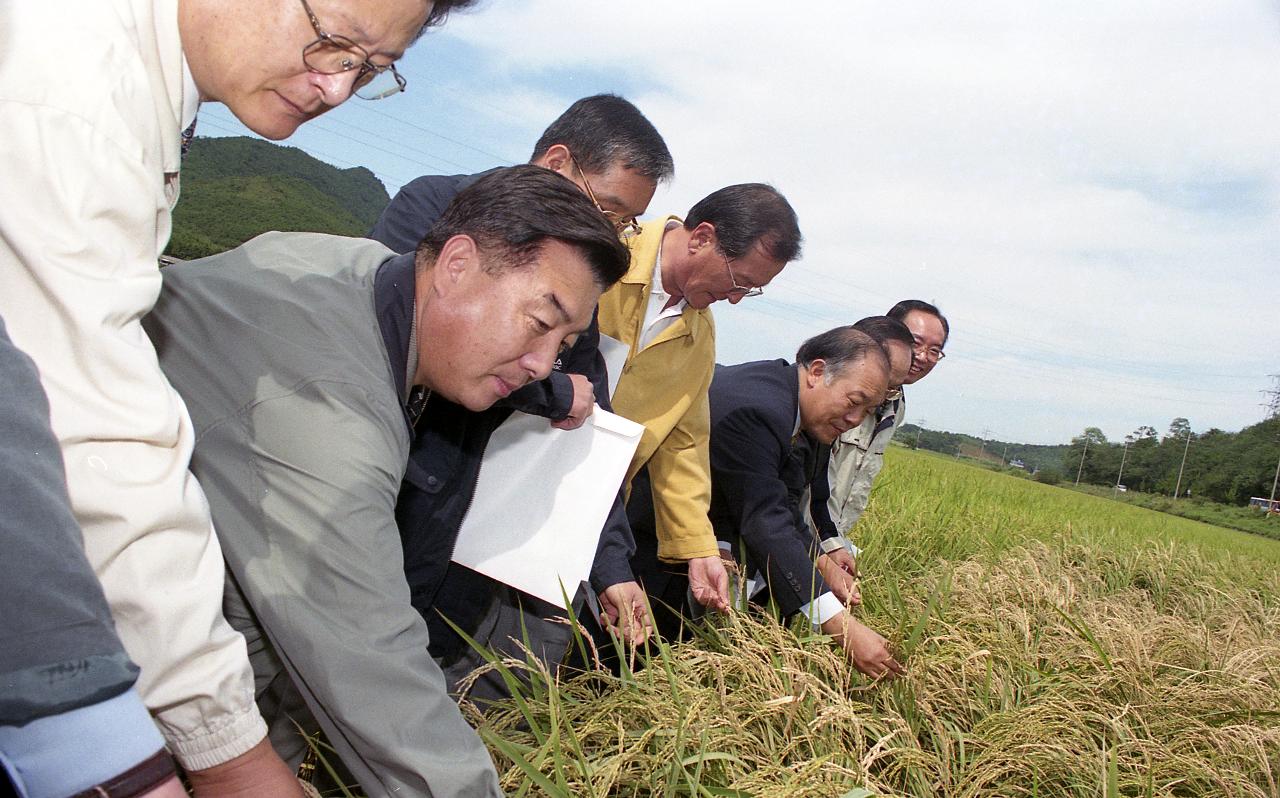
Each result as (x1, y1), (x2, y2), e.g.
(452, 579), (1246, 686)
(1062, 483), (1280, 542)
(471, 448), (1280, 797)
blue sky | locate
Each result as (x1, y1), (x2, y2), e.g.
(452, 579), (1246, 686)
(198, 0), (1280, 445)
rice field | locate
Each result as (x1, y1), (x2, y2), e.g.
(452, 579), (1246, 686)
(469, 447), (1280, 797)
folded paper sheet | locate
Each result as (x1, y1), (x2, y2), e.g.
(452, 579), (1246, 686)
(451, 407), (644, 607)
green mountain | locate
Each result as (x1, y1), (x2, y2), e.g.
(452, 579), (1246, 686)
(166, 136), (389, 259)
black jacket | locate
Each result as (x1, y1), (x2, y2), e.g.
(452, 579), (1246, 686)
(373, 184), (635, 659)
(708, 359), (829, 616)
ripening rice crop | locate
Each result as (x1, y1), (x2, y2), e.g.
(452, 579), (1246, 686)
(471, 448), (1280, 797)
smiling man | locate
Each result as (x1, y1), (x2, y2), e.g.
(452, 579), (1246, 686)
(601, 184), (801, 625)
(818, 301), (950, 550)
(706, 327), (904, 679)
(143, 166), (629, 796)
(0, 0), (472, 789)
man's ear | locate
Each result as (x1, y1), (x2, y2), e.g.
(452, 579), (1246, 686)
(805, 359), (827, 388)
(429, 234), (480, 297)
(536, 143), (573, 178)
(687, 221), (718, 255)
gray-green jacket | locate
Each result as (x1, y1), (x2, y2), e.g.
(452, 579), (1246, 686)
(145, 232), (502, 798)
(825, 395), (907, 537)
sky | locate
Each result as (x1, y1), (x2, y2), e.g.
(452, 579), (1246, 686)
(196, 0), (1280, 445)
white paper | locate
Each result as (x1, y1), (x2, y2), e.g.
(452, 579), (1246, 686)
(451, 407), (644, 608)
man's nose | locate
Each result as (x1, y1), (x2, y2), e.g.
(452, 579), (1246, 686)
(312, 70), (359, 107)
(519, 342), (559, 382)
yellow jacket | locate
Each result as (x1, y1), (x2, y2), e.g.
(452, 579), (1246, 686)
(599, 217), (719, 561)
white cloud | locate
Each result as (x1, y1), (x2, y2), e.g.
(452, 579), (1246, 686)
(265, 0), (1280, 442)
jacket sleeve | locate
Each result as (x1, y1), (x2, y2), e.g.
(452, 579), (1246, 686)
(710, 407), (829, 617)
(648, 360), (720, 562)
(806, 442), (840, 541)
(826, 436), (873, 536)
(0, 103), (265, 770)
(588, 490), (637, 591)
(0, 318), (139, 725)
(206, 382), (502, 798)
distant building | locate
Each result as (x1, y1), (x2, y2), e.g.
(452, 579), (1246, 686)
(1249, 497), (1280, 513)
(1009, 458), (1025, 470)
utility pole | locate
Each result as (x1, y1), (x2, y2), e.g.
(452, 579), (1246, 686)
(1172, 427), (1192, 499)
(1113, 437), (1131, 498)
(1074, 435), (1089, 486)
(914, 418), (926, 450)
(1269, 451), (1279, 513)
(981, 428), (993, 457)
(1262, 374), (1280, 420)
(1001, 444), (1009, 466)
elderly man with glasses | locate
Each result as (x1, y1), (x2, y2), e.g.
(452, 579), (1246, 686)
(811, 301), (951, 565)
(0, 0), (472, 792)
(605, 184), (801, 631)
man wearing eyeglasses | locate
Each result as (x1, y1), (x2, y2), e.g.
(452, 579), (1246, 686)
(604, 184), (801, 625)
(816, 301), (950, 554)
(0, 0), (472, 792)
(368, 95), (673, 699)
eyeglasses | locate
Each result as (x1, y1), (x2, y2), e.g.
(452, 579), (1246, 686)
(724, 258), (763, 298)
(883, 387), (903, 402)
(570, 154), (642, 237)
(299, 0), (407, 100)
(911, 335), (946, 362)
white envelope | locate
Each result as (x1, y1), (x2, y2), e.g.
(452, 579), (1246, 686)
(451, 407), (644, 608)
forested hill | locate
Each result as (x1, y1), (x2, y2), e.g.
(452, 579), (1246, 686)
(165, 136), (390, 260)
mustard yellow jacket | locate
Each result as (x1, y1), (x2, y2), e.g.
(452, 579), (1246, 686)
(598, 218), (719, 561)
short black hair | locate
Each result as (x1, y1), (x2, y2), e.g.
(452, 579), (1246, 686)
(685, 184), (802, 264)
(888, 299), (950, 345)
(530, 94), (675, 184)
(795, 326), (886, 378)
(852, 315), (914, 352)
(415, 0), (480, 36)
(417, 165), (630, 289)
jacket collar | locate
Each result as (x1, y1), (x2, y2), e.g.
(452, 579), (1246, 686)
(374, 251), (419, 423)
(620, 216), (707, 349)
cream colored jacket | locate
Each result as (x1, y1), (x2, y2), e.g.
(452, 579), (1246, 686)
(0, 0), (265, 769)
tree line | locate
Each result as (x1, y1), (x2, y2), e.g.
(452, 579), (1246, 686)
(1062, 416), (1280, 505)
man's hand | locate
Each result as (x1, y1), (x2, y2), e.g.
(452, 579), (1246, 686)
(549, 373), (595, 430)
(598, 580), (654, 645)
(688, 555), (730, 613)
(187, 738), (306, 798)
(821, 613), (904, 679)
(817, 551), (860, 605)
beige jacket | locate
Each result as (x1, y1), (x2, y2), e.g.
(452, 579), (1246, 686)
(826, 396), (907, 536)
(0, 0), (265, 769)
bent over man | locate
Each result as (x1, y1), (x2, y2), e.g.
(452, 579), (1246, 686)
(145, 166), (629, 797)
(0, 0), (472, 788)
(707, 327), (904, 678)
(602, 184), (802, 624)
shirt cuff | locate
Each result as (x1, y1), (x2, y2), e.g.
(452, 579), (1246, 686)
(0, 689), (166, 798)
(797, 592), (845, 629)
(819, 536), (861, 558)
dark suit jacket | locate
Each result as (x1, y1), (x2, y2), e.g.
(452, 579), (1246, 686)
(708, 359), (829, 616)
(371, 170), (634, 661)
